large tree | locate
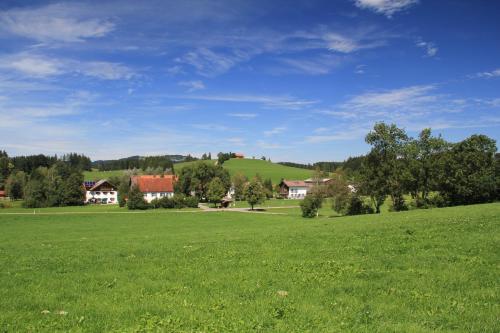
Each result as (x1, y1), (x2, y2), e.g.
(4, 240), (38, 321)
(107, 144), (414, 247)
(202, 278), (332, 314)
(207, 177), (227, 207)
(244, 178), (266, 210)
(363, 122), (409, 211)
(176, 161), (230, 200)
(5, 171), (26, 200)
(232, 172), (248, 201)
(438, 134), (497, 205)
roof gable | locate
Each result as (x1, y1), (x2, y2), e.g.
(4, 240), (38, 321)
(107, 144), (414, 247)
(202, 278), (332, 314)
(131, 175), (176, 193)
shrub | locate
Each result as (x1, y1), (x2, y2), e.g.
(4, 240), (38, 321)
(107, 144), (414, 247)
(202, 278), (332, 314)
(345, 195), (374, 215)
(158, 196), (175, 209)
(300, 194), (323, 218)
(127, 186), (148, 210)
(173, 194), (186, 209)
(389, 194), (408, 212)
(184, 196), (199, 208)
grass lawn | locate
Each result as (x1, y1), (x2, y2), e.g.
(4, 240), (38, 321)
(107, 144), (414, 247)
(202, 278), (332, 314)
(222, 159), (312, 183)
(83, 169), (127, 181)
(0, 203), (498, 332)
(232, 198), (302, 208)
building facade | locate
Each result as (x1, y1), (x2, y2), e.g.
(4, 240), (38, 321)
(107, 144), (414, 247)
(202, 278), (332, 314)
(130, 175), (176, 203)
(84, 180), (118, 204)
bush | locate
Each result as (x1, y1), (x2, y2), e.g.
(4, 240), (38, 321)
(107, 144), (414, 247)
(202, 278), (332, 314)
(300, 194), (323, 218)
(184, 196), (199, 208)
(127, 186), (148, 210)
(345, 195), (374, 215)
(389, 194), (408, 212)
(173, 193), (186, 209)
(428, 192), (448, 208)
(158, 196), (175, 208)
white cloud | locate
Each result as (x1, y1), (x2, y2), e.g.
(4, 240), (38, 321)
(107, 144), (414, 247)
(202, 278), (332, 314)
(0, 54), (63, 77)
(176, 48), (250, 77)
(279, 54), (343, 75)
(355, 64), (366, 74)
(264, 127), (286, 136)
(192, 123), (230, 131)
(178, 80), (206, 92)
(0, 3), (114, 42)
(416, 40), (438, 57)
(177, 93), (318, 110)
(77, 61), (136, 80)
(0, 53), (136, 80)
(354, 0), (419, 17)
(227, 137), (246, 146)
(473, 68), (500, 78)
(227, 113), (257, 119)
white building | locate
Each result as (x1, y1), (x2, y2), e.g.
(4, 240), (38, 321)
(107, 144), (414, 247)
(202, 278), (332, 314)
(279, 180), (310, 199)
(84, 180), (118, 204)
(130, 175), (176, 203)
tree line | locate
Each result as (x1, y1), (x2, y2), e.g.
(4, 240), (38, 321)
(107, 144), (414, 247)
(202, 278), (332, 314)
(91, 155), (196, 172)
(300, 123), (499, 218)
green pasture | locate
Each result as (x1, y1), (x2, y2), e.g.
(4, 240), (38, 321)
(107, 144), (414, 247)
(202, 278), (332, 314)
(0, 203), (498, 332)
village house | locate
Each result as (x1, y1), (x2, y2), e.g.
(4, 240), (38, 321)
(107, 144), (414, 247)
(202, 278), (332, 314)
(0, 190), (6, 199)
(130, 175), (176, 203)
(84, 180), (118, 204)
(278, 180), (310, 199)
(234, 153), (244, 159)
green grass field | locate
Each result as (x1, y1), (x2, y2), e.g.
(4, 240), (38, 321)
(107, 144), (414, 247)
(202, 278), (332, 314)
(0, 203), (498, 332)
(84, 158), (312, 184)
(222, 158), (312, 183)
(83, 169), (127, 181)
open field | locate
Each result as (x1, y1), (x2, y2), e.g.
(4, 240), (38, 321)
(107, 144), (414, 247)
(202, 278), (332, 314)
(84, 158), (312, 184)
(0, 203), (498, 332)
(222, 159), (312, 183)
(83, 169), (126, 181)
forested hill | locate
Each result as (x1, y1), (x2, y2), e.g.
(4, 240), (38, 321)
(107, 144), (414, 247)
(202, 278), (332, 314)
(91, 154), (196, 171)
(278, 155), (365, 174)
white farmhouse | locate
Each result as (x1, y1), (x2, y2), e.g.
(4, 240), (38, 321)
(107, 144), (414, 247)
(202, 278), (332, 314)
(84, 180), (118, 204)
(130, 175), (176, 203)
(278, 180), (310, 199)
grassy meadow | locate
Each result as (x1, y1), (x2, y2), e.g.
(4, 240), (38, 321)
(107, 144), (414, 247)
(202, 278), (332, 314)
(0, 203), (499, 332)
(84, 158), (313, 184)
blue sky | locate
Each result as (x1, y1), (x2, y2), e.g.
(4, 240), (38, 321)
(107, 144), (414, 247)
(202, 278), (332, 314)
(0, 0), (499, 162)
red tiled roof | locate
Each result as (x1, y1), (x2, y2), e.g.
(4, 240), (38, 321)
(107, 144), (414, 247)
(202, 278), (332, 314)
(131, 175), (176, 193)
(282, 180), (308, 187)
(0, 190), (5, 197)
(234, 153), (244, 157)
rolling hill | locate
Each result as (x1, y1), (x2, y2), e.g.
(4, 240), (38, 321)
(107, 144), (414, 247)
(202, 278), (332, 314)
(84, 158), (313, 183)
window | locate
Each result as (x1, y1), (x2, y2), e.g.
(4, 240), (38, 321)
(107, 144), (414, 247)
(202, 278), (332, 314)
(103, 192), (108, 195)
(110, 191), (114, 195)
(95, 191), (101, 195)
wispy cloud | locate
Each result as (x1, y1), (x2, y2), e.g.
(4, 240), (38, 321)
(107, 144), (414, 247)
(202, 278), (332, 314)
(176, 48), (251, 77)
(0, 3), (114, 42)
(227, 113), (257, 119)
(178, 80), (205, 92)
(472, 68), (500, 78)
(0, 52), (136, 80)
(278, 54), (344, 75)
(176, 93), (318, 110)
(416, 39), (438, 57)
(191, 123), (230, 131)
(264, 127), (286, 136)
(354, 0), (419, 18)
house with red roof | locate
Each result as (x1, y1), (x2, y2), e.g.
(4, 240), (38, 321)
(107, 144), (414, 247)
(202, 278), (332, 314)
(278, 180), (310, 199)
(131, 175), (176, 203)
